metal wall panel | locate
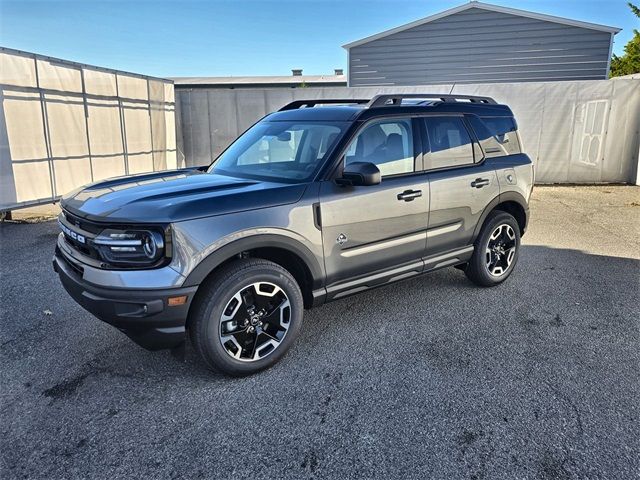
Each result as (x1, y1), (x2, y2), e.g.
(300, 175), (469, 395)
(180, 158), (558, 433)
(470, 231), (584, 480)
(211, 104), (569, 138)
(183, 90), (213, 166)
(348, 8), (613, 86)
(175, 80), (640, 184)
(207, 90), (239, 159)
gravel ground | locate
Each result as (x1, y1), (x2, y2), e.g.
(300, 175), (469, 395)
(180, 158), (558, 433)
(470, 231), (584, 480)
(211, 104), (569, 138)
(1, 186), (639, 480)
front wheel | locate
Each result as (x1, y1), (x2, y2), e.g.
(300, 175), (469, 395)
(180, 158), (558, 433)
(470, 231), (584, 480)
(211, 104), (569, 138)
(465, 211), (521, 287)
(189, 259), (304, 376)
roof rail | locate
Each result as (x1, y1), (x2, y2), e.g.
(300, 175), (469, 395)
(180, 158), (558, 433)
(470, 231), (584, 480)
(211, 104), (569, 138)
(367, 94), (497, 108)
(278, 99), (370, 111)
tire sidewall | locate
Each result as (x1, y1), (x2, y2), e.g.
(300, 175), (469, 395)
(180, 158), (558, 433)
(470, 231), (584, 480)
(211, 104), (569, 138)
(473, 212), (521, 285)
(195, 263), (303, 375)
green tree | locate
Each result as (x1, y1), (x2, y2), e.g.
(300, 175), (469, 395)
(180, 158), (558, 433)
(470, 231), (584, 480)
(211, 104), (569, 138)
(610, 2), (640, 77)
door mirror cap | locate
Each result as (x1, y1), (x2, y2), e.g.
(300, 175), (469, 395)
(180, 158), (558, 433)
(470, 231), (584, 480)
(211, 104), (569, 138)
(336, 162), (381, 186)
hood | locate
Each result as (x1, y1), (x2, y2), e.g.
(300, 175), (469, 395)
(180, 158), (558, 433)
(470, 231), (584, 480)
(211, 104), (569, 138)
(60, 168), (308, 223)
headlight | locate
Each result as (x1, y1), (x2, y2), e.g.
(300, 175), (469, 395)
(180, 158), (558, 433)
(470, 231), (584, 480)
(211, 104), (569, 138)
(93, 228), (167, 267)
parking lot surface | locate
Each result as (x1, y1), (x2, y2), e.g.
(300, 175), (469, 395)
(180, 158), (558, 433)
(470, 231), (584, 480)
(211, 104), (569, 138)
(1, 186), (639, 479)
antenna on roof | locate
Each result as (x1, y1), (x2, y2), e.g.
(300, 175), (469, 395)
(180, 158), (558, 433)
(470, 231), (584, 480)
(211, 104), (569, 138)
(448, 83), (456, 95)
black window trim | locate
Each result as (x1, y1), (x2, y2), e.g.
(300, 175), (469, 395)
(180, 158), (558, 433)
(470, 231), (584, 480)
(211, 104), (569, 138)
(477, 115), (522, 154)
(418, 113), (486, 174)
(325, 114), (426, 181)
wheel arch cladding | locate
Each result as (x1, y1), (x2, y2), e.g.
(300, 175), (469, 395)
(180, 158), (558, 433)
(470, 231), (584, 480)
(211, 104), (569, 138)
(182, 235), (323, 309)
(493, 200), (527, 235)
(473, 192), (529, 240)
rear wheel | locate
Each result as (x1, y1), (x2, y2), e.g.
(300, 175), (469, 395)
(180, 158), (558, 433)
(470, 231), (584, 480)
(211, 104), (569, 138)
(189, 259), (303, 376)
(465, 211), (521, 287)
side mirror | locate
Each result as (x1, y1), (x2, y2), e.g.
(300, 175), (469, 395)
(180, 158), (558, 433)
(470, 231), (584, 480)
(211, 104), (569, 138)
(336, 162), (381, 186)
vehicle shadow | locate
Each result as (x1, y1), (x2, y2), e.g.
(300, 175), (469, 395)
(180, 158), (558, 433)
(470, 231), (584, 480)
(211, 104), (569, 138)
(174, 244), (640, 379)
(296, 244), (639, 362)
(5, 227), (638, 387)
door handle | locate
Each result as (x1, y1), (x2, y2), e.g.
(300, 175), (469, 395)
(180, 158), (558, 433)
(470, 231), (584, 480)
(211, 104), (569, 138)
(397, 189), (422, 202)
(471, 178), (490, 188)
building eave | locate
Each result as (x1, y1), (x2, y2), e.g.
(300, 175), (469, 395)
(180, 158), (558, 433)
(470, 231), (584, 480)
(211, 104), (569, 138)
(342, 1), (622, 50)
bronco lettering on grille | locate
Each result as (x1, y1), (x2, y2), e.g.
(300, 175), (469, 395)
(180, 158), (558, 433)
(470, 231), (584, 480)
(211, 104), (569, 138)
(59, 220), (86, 244)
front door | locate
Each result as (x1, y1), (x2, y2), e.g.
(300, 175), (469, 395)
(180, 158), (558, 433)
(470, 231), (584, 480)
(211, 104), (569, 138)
(319, 117), (430, 292)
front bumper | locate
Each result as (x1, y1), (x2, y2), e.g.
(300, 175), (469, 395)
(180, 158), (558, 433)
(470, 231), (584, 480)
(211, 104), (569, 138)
(53, 247), (198, 350)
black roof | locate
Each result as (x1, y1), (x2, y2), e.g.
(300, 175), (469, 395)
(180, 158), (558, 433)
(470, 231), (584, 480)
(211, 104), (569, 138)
(267, 106), (365, 122)
(267, 101), (514, 123)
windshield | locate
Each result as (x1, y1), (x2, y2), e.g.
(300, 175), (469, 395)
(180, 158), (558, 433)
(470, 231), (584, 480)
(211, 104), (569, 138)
(209, 121), (347, 182)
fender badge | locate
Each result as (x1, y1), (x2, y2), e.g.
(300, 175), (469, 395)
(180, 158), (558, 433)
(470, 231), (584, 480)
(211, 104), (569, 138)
(336, 233), (348, 246)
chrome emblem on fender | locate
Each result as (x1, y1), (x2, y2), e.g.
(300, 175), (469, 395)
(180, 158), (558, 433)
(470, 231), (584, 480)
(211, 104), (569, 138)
(336, 233), (347, 246)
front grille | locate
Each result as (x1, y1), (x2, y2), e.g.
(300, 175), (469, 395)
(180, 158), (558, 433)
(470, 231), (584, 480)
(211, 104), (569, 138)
(63, 211), (102, 235)
(64, 235), (93, 257)
(59, 209), (102, 262)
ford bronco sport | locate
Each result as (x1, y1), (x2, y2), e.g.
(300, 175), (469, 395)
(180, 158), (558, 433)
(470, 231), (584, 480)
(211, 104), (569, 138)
(53, 94), (533, 375)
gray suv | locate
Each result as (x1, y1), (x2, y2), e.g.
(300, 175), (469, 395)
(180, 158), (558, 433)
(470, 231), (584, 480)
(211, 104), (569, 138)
(53, 94), (533, 375)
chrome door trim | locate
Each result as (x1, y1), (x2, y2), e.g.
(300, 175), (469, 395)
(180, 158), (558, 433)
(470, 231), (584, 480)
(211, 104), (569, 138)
(426, 221), (463, 238)
(340, 231), (427, 258)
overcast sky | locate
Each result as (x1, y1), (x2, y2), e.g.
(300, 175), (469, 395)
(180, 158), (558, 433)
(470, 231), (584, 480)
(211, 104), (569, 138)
(1, 0), (636, 78)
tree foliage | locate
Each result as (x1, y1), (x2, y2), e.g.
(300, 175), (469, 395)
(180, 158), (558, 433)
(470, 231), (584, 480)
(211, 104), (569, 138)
(610, 2), (640, 77)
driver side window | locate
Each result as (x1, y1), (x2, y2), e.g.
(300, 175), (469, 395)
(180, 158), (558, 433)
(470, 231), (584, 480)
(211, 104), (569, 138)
(345, 119), (414, 177)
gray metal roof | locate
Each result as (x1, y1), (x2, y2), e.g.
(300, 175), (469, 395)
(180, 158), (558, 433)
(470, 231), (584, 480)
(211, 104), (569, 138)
(171, 74), (346, 87)
(343, 1), (621, 49)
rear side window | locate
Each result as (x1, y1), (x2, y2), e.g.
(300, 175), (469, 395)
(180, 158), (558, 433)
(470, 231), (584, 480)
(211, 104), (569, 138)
(480, 116), (521, 156)
(423, 117), (475, 170)
(345, 118), (414, 177)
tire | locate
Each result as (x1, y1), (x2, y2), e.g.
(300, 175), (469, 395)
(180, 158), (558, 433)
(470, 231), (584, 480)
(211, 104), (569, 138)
(188, 258), (304, 376)
(465, 211), (521, 287)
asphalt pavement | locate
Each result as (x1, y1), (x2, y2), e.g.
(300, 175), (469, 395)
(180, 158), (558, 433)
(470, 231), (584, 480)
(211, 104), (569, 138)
(1, 186), (639, 479)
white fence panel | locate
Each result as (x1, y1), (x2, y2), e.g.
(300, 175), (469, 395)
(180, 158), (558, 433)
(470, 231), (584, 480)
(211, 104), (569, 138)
(0, 47), (178, 211)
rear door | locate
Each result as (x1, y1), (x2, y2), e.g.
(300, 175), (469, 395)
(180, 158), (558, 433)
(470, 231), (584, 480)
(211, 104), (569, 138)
(319, 117), (430, 290)
(421, 115), (499, 263)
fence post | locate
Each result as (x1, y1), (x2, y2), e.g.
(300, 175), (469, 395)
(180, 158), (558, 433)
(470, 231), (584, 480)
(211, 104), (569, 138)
(33, 55), (56, 199)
